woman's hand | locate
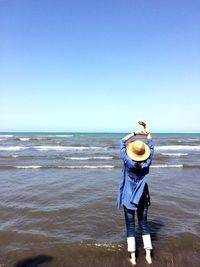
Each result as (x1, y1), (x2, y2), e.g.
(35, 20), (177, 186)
(138, 119), (152, 139)
(138, 119), (149, 132)
(138, 119), (147, 128)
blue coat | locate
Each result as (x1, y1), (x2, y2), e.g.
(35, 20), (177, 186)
(117, 138), (154, 210)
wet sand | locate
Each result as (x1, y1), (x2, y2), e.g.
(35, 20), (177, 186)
(0, 232), (200, 267)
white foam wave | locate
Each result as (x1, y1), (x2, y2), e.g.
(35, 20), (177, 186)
(55, 135), (74, 138)
(151, 164), (183, 168)
(0, 145), (106, 152)
(33, 146), (107, 151)
(17, 136), (73, 141)
(20, 138), (30, 141)
(156, 145), (200, 151)
(0, 146), (29, 151)
(16, 166), (42, 169)
(93, 243), (123, 249)
(59, 165), (114, 169)
(0, 135), (14, 138)
(161, 153), (188, 157)
(64, 156), (113, 160)
(35, 135), (74, 138)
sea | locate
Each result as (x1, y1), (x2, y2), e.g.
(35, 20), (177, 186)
(0, 133), (199, 267)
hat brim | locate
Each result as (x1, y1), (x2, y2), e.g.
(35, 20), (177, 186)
(126, 141), (150, 162)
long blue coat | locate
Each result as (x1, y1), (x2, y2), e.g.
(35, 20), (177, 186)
(117, 138), (154, 210)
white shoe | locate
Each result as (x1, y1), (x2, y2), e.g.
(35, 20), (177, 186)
(130, 252), (136, 265)
(142, 234), (152, 264)
(145, 249), (152, 264)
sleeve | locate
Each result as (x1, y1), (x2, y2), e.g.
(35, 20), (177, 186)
(120, 139), (137, 168)
(140, 139), (154, 168)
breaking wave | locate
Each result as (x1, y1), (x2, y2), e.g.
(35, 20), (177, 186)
(155, 145), (200, 151)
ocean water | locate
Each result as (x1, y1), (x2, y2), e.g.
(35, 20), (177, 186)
(0, 133), (200, 267)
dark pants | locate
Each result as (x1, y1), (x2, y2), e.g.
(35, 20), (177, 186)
(123, 194), (150, 237)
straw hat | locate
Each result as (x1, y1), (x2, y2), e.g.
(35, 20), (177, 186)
(126, 140), (150, 162)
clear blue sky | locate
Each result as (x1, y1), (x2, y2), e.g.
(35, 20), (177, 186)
(0, 0), (200, 132)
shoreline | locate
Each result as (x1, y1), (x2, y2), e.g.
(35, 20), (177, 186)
(1, 232), (199, 267)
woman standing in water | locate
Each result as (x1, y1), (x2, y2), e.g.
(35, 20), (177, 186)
(117, 120), (154, 265)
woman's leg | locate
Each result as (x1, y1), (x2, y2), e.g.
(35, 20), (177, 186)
(123, 206), (136, 265)
(124, 206), (136, 238)
(137, 198), (152, 264)
(137, 199), (151, 236)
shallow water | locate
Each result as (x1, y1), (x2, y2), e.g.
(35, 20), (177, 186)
(0, 133), (200, 266)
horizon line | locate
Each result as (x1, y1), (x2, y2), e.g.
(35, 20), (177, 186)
(0, 131), (200, 134)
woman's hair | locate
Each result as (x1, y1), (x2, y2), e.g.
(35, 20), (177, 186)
(135, 162), (141, 169)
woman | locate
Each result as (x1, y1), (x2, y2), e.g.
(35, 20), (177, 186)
(117, 120), (154, 265)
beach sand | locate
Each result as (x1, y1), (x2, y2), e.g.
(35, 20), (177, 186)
(0, 233), (200, 267)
